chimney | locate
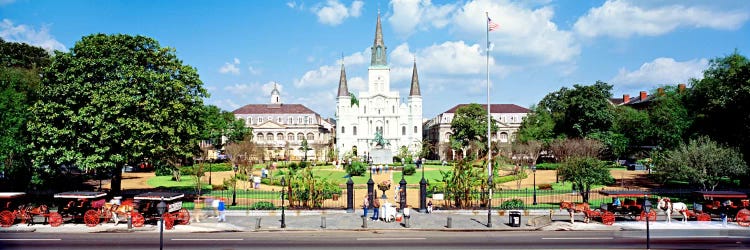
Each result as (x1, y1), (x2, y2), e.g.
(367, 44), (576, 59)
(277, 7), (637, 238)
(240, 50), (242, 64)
(623, 94), (630, 103)
(657, 87), (665, 96)
(640, 91), (647, 100)
(678, 83), (686, 93)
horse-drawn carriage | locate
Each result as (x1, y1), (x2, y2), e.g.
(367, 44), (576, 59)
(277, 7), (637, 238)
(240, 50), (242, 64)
(53, 191), (109, 227)
(691, 191), (750, 226)
(132, 192), (190, 230)
(598, 190), (656, 222)
(0, 192), (30, 227)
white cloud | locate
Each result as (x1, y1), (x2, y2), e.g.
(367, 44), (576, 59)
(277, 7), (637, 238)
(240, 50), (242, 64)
(210, 98), (242, 111)
(611, 57), (708, 87)
(574, 0), (749, 38)
(223, 83), (255, 96)
(261, 81), (283, 96)
(295, 48), (369, 88)
(219, 58), (241, 75)
(248, 66), (261, 75)
(313, 0), (365, 26)
(388, 0), (458, 36)
(348, 77), (367, 92)
(0, 19), (66, 52)
(418, 41), (494, 75)
(452, 0), (579, 63)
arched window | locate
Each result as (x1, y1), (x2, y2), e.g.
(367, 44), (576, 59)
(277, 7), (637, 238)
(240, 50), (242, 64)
(402, 126), (406, 135)
(444, 132), (452, 142)
(353, 126), (357, 135)
(297, 133), (304, 140)
(307, 133), (314, 141)
(287, 133), (294, 141)
(257, 133), (264, 141)
(500, 132), (509, 143)
(267, 133), (274, 140)
(277, 133), (283, 141)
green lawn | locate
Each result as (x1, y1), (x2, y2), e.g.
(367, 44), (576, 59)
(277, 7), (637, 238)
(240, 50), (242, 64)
(147, 175), (210, 190)
(393, 170), (445, 185)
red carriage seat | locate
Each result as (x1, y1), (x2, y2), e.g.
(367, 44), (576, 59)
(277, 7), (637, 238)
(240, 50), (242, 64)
(91, 199), (106, 209)
(742, 200), (749, 207)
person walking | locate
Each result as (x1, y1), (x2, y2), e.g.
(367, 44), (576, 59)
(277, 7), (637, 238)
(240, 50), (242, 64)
(427, 199), (433, 213)
(371, 197), (381, 221)
(362, 194), (370, 218)
(217, 198), (226, 222)
(211, 197), (220, 218)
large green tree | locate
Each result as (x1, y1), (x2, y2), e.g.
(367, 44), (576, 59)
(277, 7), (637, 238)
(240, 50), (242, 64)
(688, 52), (750, 169)
(539, 81), (615, 138)
(199, 105), (250, 151)
(450, 103), (498, 159)
(0, 39), (50, 190)
(28, 34), (208, 193)
(516, 105), (556, 144)
(653, 136), (747, 190)
(645, 86), (691, 149)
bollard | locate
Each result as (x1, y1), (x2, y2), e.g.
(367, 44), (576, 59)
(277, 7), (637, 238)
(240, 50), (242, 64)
(255, 217), (261, 230)
(127, 212), (132, 230)
(447, 216), (452, 228)
(321, 216), (326, 229)
(404, 216), (410, 228)
(362, 216), (368, 228)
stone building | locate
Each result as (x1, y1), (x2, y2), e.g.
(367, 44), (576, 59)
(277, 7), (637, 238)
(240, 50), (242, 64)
(232, 84), (334, 161)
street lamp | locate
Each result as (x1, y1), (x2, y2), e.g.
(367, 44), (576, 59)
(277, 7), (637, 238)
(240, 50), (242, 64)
(232, 164), (238, 206)
(280, 177), (286, 228)
(643, 195), (652, 250)
(157, 197), (167, 250)
(487, 175), (493, 227)
(419, 158), (427, 213)
(532, 165), (537, 205)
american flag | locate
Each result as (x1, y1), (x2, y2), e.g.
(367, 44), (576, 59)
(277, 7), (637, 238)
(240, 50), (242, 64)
(488, 17), (499, 31)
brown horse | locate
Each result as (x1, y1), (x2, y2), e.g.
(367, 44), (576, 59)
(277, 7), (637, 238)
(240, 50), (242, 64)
(102, 203), (136, 226)
(560, 201), (590, 223)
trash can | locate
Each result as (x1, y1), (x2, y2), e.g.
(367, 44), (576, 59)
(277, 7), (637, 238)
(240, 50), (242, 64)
(509, 211), (522, 227)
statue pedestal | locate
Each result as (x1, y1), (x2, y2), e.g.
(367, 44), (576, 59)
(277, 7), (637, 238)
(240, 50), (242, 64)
(371, 148), (393, 165)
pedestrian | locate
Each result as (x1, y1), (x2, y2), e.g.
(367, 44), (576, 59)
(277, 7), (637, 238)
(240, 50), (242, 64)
(362, 194), (370, 218)
(254, 175), (261, 189)
(371, 197), (381, 221)
(261, 168), (268, 178)
(427, 199), (433, 213)
(211, 197), (220, 218)
(217, 198), (226, 222)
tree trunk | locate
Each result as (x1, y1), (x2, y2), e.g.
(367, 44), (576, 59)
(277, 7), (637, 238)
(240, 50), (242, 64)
(111, 169), (122, 195)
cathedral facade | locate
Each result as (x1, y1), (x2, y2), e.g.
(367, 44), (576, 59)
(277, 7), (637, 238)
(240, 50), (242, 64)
(335, 13), (422, 159)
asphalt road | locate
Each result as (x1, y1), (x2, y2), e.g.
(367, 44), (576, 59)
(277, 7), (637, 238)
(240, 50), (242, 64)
(2, 230), (749, 249)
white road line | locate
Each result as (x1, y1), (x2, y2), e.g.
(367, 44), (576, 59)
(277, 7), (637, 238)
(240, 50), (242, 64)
(171, 238), (244, 241)
(0, 239), (62, 241)
(357, 238), (426, 241)
(622, 235), (750, 239)
(542, 237), (614, 240)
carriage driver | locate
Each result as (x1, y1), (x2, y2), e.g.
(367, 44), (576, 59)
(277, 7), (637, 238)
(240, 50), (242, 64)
(612, 197), (621, 207)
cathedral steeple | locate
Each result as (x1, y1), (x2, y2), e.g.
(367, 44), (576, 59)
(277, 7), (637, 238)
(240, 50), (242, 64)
(270, 82), (281, 104)
(370, 11), (387, 66)
(337, 60), (349, 97)
(410, 59), (421, 96)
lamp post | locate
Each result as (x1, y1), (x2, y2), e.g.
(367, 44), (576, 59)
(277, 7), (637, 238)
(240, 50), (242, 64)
(532, 165), (537, 205)
(487, 175), (493, 227)
(280, 177), (286, 228)
(157, 197), (167, 250)
(232, 164), (238, 206)
(419, 158), (427, 213)
(644, 195), (652, 250)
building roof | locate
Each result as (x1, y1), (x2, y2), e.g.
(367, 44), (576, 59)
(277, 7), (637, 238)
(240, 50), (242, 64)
(443, 104), (530, 114)
(232, 104), (319, 115)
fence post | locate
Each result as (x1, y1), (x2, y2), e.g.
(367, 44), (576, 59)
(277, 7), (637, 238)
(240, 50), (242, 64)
(419, 176), (427, 213)
(346, 177), (354, 213)
(399, 176), (407, 210)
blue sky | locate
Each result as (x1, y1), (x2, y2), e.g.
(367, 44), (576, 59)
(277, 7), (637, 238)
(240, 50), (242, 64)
(2, 0), (749, 119)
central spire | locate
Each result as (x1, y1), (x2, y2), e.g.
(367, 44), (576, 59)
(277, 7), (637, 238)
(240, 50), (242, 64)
(370, 11), (387, 66)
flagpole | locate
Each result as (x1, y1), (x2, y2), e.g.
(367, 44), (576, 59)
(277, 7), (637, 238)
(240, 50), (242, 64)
(486, 11), (493, 228)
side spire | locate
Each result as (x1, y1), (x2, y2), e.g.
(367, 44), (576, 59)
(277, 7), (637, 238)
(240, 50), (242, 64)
(410, 58), (421, 96)
(337, 57), (349, 97)
(370, 11), (387, 66)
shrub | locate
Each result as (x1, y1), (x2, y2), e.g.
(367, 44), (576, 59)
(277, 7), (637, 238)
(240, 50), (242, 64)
(298, 161), (309, 168)
(537, 183), (553, 190)
(392, 156), (401, 163)
(402, 164), (416, 176)
(248, 201), (275, 210)
(499, 199), (524, 209)
(211, 184), (225, 190)
(535, 163), (559, 170)
(288, 162), (298, 170)
(345, 161), (366, 176)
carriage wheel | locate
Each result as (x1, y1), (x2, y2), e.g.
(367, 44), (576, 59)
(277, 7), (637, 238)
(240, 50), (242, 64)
(602, 211), (615, 226)
(131, 212), (145, 227)
(84, 210), (100, 227)
(696, 212), (711, 221)
(0, 210), (14, 227)
(638, 210), (657, 221)
(163, 213), (175, 230)
(736, 209), (750, 227)
(48, 212), (62, 227)
(176, 208), (190, 225)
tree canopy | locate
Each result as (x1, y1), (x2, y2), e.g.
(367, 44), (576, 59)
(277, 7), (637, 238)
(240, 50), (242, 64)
(199, 105), (250, 152)
(449, 103), (498, 157)
(539, 81), (615, 138)
(28, 34), (208, 193)
(653, 136), (746, 190)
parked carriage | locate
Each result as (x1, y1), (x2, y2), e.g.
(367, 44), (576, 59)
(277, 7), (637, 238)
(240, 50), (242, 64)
(0, 192), (29, 227)
(597, 190), (656, 222)
(132, 192), (190, 230)
(692, 191), (750, 226)
(53, 191), (109, 227)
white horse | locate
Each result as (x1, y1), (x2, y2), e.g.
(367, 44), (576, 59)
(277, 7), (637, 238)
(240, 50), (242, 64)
(657, 197), (688, 223)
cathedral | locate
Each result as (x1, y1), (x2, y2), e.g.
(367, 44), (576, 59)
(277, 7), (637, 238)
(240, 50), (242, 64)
(335, 13), (422, 160)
